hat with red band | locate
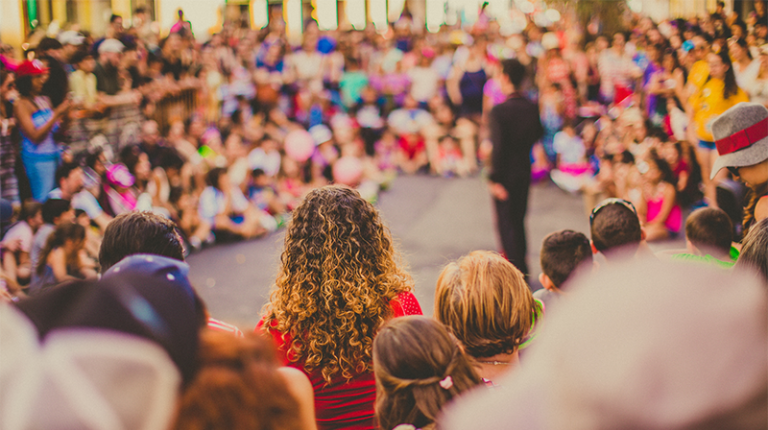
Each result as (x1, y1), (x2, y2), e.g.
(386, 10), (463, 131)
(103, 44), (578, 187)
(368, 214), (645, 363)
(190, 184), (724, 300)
(15, 59), (49, 77)
(711, 102), (768, 180)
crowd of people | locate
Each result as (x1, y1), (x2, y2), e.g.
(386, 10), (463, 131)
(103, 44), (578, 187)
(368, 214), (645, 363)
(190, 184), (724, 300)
(1, 1), (768, 429)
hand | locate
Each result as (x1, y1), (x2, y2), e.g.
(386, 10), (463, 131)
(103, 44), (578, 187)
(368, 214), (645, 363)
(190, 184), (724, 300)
(54, 99), (72, 118)
(1, 238), (21, 253)
(489, 182), (508, 201)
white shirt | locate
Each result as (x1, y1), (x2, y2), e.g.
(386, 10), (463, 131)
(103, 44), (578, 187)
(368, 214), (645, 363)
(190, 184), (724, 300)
(48, 188), (104, 219)
(408, 67), (441, 102)
(3, 221), (33, 253)
(198, 186), (249, 225)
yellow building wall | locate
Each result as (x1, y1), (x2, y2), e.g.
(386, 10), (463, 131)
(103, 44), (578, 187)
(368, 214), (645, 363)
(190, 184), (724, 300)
(0, 0), (26, 58)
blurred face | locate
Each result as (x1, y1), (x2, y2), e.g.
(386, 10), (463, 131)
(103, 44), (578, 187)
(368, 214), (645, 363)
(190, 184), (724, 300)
(112, 17), (124, 33)
(29, 210), (44, 229)
(58, 208), (76, 225)
(217, 172), (231, 190)
(613, 33), (625, 49)
(79, 56), (96, 73)
(0, 74), (14, 96)
(134, 153), (151, 180)
(692, 37), (709, 61)
(63, 168), (84, 194)
(31, 74), (47, 93)
(142, 121), (159, 144)
(733, 161), (768, 188)
(707, 53), (728, 80)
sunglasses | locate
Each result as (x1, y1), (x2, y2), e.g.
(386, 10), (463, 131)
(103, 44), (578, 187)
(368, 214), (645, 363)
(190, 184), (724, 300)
(727, 166), (740, 176)
(590, 198), (638, 226)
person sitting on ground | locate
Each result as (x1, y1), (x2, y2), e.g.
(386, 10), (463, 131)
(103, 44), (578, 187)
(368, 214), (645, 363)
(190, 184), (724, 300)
(48, 162), (111, 230)
(670, 207), (736, 268)
(434, 250), (539, 385)
(373, 316), (483, 430)
(98, 211), (245, 337)
(30, 198), (74, 273)
(535, 230), (594, 311)
(1, 201), (43, 293)
(589, 198), (647, 260)
(198, 167), (265, 241)
(29, 222), (97, 294)
(259, 186), (422, 430)
(172, 330), (316, 430)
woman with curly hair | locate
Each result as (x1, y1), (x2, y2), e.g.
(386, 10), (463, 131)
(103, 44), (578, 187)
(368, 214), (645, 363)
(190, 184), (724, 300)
(258, 185), (422, 430)
(374, 316), (483, 430)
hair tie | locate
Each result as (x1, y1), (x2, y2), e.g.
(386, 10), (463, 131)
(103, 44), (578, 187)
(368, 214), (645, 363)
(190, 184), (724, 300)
(438, 375), (453, 390)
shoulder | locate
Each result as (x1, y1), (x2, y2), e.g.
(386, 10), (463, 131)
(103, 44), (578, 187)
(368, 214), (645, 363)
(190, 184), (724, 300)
(755, 195), (768, 222)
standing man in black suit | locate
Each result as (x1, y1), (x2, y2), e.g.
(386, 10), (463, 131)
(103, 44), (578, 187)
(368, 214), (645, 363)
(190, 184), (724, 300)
(487, 59), (543, 278)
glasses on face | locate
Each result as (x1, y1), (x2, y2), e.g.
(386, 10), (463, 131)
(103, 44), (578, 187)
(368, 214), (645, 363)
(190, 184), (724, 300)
(590, 198), (638, 226)
(727, 166), (740, 176)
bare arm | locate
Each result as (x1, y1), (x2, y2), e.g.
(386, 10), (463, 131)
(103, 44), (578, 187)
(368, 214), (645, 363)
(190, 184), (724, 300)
(14, 98), (69, 144)
(277, 367), (317, 430)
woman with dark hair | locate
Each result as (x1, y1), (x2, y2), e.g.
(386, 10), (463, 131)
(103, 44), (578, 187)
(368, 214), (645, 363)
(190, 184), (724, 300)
(374, 316), (482, 430)
(639, 149), (683, 241)
(29, 222), (96, 294)
(13, 60), (71, 201)
(729, 38), (761, 100)
(689, 45), (748, 206)
(259, 186), (422, 430)
(0, 68), (19, 203)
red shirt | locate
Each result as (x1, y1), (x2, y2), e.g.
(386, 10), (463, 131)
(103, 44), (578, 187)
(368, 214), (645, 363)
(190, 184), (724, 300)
(257, 291), (422, 430)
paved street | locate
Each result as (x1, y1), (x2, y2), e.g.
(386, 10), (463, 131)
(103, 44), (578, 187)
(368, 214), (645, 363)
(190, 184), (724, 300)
(188, 175), (593, 330)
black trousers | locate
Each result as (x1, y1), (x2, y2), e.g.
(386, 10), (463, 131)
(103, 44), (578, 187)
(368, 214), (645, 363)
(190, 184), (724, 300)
(494, 181), (530, 277)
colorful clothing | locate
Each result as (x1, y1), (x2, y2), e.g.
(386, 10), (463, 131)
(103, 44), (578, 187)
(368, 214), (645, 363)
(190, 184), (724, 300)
(690, 78), (749, 142)
(20, 96), (60, 201)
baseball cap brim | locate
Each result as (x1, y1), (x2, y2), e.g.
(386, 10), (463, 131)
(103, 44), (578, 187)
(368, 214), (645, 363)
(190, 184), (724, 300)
(711, 137), (768, 180)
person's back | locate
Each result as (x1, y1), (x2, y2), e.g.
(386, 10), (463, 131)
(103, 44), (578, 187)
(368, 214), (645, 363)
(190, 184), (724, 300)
(259, 186), (421, 429)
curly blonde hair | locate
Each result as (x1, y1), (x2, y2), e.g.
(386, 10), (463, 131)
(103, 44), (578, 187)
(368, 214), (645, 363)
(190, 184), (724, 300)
(263, 186), (413, 383)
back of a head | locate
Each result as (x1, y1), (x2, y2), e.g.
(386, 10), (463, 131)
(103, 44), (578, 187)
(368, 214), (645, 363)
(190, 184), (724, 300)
(685, 207), (733, 256)
(434, 251), (535, 359)
(590, 203), (642, 255)
(540, 230), (593, 289)
(373, 316), (481, 430)
(735, 217), (768, 284)
(501, 58), (526, 88)
(41, 198), (71, 224)
(173, 330), (303, 430)
(268, 185), (412, 382)
(99, 211), (184, 273)
(440, 258), (768, 430)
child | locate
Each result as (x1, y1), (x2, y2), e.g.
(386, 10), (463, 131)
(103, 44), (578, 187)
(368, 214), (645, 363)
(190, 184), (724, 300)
(637, 150), (682, 241)
(247, 168), (286, 216)
(433, 136), (468, 177)
(550, 122), (593, 193)
(590, 198), (645, 260)
(672, 208), (736, 268)
(535, 230), (594, 310)
(373, 316), (482, 430)
(434, 251), (540, 384)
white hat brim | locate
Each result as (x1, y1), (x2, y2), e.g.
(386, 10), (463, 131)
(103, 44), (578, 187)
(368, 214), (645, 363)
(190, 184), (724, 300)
(710, 137), (768, 180)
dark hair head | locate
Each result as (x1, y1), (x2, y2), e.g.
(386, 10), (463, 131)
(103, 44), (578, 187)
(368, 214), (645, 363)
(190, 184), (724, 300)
(685, 208), (733, 255)
(37, 37), (63, 53)
(41, 198), (72, 224)
(37, 222), (86, 275)
(501, 58), (526, 88)
(374, 316), (482, 430)
(20, 201), (43, 223)
(251, 168), (266, 179)
(713, 45), (740, 99)
(735, 217), (768, 284)
(540, 230), (593, 288)
(206, 167), (227, 190)
(99, 211), (184, 274)
(647, 149), (676, 185)
(15, 75), (33, 97)
(590, 201), (642, 254)
(110, 14), (122, 23)
(55, 162), (81, 188)
(70, 49), (93, 66)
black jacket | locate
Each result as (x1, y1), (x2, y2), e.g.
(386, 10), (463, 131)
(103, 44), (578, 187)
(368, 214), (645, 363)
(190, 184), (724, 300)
(488, 94), (543, 187)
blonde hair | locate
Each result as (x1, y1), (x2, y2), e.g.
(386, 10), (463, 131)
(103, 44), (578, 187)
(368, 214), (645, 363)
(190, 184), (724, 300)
(263, 186), (413, 383)
(434, 251), (535, 358)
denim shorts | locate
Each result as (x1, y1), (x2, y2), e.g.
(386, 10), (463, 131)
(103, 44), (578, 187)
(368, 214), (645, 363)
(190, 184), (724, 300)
(698, 140), (717, 150)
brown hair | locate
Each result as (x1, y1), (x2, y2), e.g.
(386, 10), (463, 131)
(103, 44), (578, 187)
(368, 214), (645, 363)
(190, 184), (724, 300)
(99, 211), (185, 273)
(374, 316), (482, 430)
(36, 222), (85, 276)
(685, 207), (733, 255)
(263, 186), (413, 383)
(743, 182), (768, 234)
(540, 230), (593, 288)
(172, 330), (303, 430)
(434, 251), (535, 358)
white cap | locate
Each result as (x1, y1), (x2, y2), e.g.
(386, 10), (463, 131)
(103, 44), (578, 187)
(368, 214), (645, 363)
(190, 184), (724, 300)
(58, 30), (84, 46)
(98, 38), (124, 54)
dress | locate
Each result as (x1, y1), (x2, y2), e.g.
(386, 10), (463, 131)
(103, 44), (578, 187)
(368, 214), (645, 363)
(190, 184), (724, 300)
(458, 69), (487, 117)
(258, 291), (422, 430)
(19, 96), (60, 202)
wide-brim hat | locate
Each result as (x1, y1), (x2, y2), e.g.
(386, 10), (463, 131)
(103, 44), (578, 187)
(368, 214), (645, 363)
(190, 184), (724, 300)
(710, 102), (768, 180)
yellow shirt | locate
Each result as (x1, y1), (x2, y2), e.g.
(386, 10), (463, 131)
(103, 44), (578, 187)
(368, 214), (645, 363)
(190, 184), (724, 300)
(68, 70), (98, 107)
(688, 60), (710, 91)
(690, 78), (749, 141)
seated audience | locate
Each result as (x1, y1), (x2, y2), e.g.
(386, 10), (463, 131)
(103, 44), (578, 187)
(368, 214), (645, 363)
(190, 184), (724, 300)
(434, 250), (538, 384)
(259, 186), (422, 430)
(29, 222), (96, 294)
(199, 167), (265, 240)
(373, 316), (482, 430)
(535, 230), (593, 310)
(30, 198), (74, 271)
(440, 258), (768, 430)
(1, 201), (42, 292)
